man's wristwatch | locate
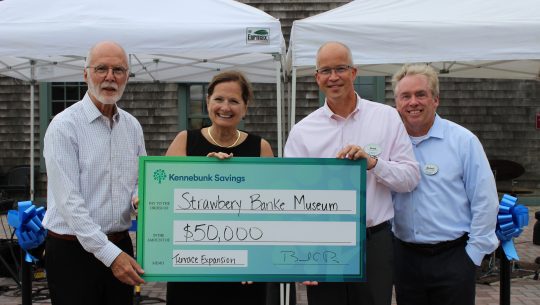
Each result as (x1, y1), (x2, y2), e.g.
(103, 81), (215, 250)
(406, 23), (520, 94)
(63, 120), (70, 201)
(369, 155), (378, 170)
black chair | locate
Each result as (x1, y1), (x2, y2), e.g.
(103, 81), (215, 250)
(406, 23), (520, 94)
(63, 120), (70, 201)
(6, 165), (30, 198)
(0, 166), (33, 207)
(0, 166), (30, 287)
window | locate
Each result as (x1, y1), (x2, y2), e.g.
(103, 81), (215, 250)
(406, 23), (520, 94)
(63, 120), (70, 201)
(177, 84), (244, 131)
(355, 76), (385, 102)
(50, 82), (87, 117)
(186, 84), (211, 129)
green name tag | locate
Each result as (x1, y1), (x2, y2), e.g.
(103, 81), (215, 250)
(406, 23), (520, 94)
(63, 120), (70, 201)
(137, 156), (367, 282)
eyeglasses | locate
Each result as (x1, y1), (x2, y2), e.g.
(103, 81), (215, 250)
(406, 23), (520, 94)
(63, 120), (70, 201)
(316, 65), (353, 76)
(87, 65), (128, 77)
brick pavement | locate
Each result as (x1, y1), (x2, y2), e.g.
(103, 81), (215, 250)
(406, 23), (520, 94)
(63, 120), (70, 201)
(0, 208), (538, 305)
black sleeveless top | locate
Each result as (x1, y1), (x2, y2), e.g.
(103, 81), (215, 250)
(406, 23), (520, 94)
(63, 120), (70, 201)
(186, 129), (261, 156)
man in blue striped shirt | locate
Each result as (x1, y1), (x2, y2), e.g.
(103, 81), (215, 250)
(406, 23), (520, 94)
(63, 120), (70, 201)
(43, 41), (146, 305)
(392, 64), (499, 305)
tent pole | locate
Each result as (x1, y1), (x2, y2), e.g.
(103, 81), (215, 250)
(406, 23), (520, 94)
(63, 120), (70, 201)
(275, 55), (283, 157)
(286, 76), (291, 135)
(281, 76), (286, 153)
(30, 61), (35, 202)
(290, 68), (297, 131)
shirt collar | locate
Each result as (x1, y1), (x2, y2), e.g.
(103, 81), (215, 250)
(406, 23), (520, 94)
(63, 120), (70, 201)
(82, 92), (120, 123)
(322, 93), (361, 120)
(426, 114), (444, 139)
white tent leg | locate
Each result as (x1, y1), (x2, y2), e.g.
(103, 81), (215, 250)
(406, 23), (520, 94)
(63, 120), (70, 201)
(286, 77), (291, 135)
(285, 283), (290, 305)
(280, 283), (283, 305)
(281, 75), (286, 154)
(279, 283), (291, 305)
(275, 57), (283, 157)
(290, 68), (297, 131)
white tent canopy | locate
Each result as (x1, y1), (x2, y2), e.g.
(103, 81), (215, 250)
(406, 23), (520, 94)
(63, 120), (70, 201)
(288, 0), (540, 79)
(0, 0), (286, 199)
(0, 0), (285, 83)
(287, 0), (540, 127)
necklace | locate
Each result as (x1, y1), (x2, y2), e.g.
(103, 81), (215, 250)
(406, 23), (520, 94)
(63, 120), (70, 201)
(207, 126), (241, 148)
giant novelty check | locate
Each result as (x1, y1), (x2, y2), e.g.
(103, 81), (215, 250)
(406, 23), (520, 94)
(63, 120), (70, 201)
(137, 156), (366, 282)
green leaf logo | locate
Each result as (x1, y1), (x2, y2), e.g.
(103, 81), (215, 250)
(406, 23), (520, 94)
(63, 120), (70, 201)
(247, 28), (270, 44)
(153, 169), (167, 184)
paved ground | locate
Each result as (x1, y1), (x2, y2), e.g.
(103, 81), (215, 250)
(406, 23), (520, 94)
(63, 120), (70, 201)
(0, 208), (538, 305)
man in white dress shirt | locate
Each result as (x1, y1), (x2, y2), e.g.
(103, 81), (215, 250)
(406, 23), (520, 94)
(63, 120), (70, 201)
(284, 41), (420, 305)
(43, 41), (146, 305)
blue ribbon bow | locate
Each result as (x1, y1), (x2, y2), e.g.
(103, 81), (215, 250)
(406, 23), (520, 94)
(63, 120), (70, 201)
(7, 201), (47, 263)
(496, 194), (529, 261)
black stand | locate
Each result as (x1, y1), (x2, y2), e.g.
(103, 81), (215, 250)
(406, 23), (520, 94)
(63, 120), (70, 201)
(21, 249), (32, 305)
(133, 284), (166, 304)
(498, 247), (511, 305)
(0, 242), (20, 287)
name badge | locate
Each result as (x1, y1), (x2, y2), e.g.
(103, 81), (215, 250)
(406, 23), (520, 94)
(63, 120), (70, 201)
(364, 144), (382, 157)
(423, 164), (439, 176)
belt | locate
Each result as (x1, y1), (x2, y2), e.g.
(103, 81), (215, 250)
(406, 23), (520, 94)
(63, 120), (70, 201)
(366, 221), (390, 239)
(399, 233), (469, 255)
(48, 230), (129, 243)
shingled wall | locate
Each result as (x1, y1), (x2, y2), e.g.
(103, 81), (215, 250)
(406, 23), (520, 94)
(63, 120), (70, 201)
(0, 76), (42, 200)
(120, 82), (179, 157)
(436, 78), (540, 191)
(0, 77), (38, 171)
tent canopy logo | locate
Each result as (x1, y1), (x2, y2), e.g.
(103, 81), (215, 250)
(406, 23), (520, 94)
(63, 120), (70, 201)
(247, 28), (270, 44)
(153, 169), (167, 184)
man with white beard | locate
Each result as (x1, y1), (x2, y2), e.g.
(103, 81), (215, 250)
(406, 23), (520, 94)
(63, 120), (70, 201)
(43, 41), (146, 305)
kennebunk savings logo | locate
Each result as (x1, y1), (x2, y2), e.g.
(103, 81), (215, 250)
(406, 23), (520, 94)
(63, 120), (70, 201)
(247, 28), (270, 44)
(153, 169), (167, 184)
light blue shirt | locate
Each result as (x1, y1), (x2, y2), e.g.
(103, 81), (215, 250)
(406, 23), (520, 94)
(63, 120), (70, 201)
(43, 93), (146, 267)
(393, 114), (499, 266)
